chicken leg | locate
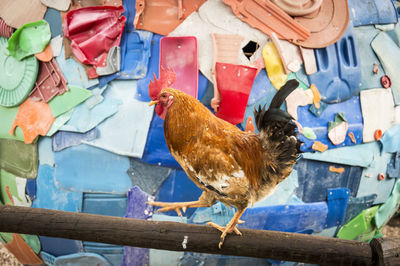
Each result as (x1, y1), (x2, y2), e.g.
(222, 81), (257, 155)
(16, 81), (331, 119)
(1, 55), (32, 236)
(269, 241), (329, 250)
(207, 208), (247, 248)
(148, 200), (211, 217)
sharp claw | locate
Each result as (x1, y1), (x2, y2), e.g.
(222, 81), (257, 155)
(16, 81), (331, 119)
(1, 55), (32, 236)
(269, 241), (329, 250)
(218, 241), (223, 249)
(176, 208), (182, 217)
(182, 206), (187, 213)
(237, 220), (245, 224)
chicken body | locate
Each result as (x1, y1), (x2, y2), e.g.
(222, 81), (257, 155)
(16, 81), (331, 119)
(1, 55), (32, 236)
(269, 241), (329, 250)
(150, 80), (301, 248)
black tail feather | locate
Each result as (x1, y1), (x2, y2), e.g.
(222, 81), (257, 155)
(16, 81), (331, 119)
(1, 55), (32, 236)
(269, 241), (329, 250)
(269, 79), (299, 110)
(254, 79), (302, 155)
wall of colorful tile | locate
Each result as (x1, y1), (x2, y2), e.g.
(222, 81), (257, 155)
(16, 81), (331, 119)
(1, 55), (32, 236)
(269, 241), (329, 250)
(1, 0), (400, 265)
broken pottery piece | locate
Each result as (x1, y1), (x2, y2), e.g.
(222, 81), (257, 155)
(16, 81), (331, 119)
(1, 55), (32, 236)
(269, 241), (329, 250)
(294, 0), (349, 48)
(222, 0), (310, 42)
(0, 0), (47, 29)
(215, 63), (257, 125)
(302, 127), (316, 140)
(262, 42), (287, 90)
(380, 124), (400, 154)
(10, 98), (55, 144)
(30, 58), (68, 102)
(211, 33), (244, 112)
(0, 37), (39, 107)
(134, 0), (206, 35)
(8, 20), (51, 61)
(160, 36), (198, 98)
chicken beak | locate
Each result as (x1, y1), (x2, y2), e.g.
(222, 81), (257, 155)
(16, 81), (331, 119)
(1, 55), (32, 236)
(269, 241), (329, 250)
(149, 100), (159, 106)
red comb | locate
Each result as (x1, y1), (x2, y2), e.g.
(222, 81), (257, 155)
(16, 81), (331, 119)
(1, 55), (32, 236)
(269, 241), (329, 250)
(149, 67), (176, 100)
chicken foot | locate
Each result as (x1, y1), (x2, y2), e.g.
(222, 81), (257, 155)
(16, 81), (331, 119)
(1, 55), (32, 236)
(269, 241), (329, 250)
(207, 208), (247, 249)
(149, 200), (211, 217)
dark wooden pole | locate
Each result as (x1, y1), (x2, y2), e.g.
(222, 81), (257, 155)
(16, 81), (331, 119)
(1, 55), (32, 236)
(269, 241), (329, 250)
(0, 205), (375, 265)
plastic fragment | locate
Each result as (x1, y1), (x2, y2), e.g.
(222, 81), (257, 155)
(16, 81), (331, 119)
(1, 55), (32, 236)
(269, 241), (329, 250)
(10, 98), (55, 144)
(294, 0), (349, 48)
(215, 63), (257, 125)
(211, 33), (244, 112)
(302, 127), (316, 140)
(134, 0), (206, 36)
(262, 42), (287, 90)
(95, 46), (121, 76)
(222, 0), (310, 43)
(309, 84), (321, 109)
(371, 31), (400, 105)
(0, 0), (47, 29)
(271, 0), (322, 16)
(29, 58), (69, 102)
(4, 234), (43, 265)
(308, 101), (328, 117)
(360, 88), (395, 143)
(34, 44), (53, 62)
(373, 63), (379, 74)
(377, 173), (385, 181)
(41, 0), (70, 11)
(160, 36), (198, 99)
(48, 85), (92, 118)
(269, 32), (302, 74)
(374, 180), (400, 229)
(380, 75), (391, 88)
(52, 129), (98, 152)
(0, 139), (38, 179)
(8, 20), (51, 60)
(0, 18), (14, 38)
(63, 6), (126, 77)
(308, 24), (361, 104)
(285, 88), (312, 120)
(0, 36), (39, 107)
(348, 132), (356, 143)
(374, 129), (383, 141)
(328, 113), (348, 145)
(50, 35), (62, 57)
(245, 117), (255, 133)
(312, 141), (328, 152)
(380, 124), (400, 153)
(337, 206), (379, 241)
(329, 166), (345, 174)
(300, 47), (317, 75)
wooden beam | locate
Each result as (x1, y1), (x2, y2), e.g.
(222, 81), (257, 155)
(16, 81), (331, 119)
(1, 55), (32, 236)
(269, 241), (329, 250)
(370, 237), (400, 265)
(0, 205), (374, 265)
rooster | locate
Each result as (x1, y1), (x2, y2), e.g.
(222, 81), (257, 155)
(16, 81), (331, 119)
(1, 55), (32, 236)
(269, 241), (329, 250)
(148, 69), (301, 248)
